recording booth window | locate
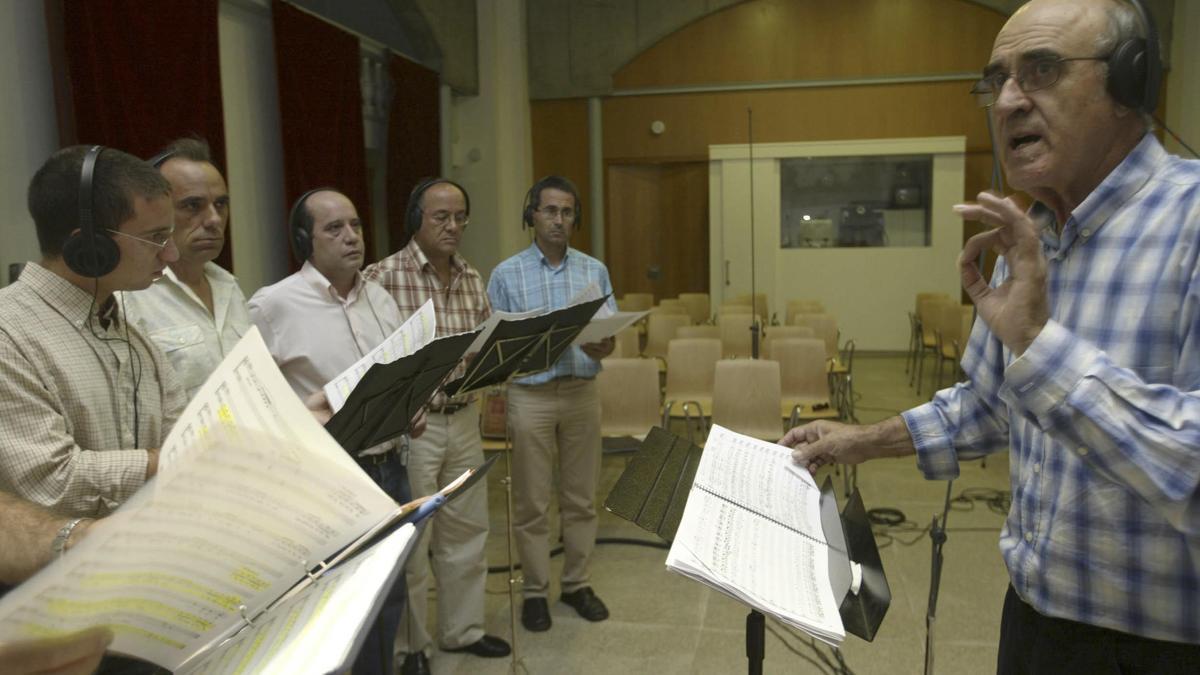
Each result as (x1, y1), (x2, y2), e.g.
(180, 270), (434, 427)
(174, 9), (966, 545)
(779, 155), (933, 249)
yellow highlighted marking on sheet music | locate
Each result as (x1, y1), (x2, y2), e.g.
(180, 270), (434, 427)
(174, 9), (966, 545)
(44, 597), (211, 633)
(230, 566), (270, 591)
(218, 404), (236, 426)
(80, 572), (242, 611)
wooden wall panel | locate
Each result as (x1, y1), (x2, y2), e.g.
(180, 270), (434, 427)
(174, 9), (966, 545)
(606, 162), (708, 301)
(613, 0), (1006, 89)
(530, 98), (593, 255)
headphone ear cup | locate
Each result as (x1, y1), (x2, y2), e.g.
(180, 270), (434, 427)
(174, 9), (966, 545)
(63, 231), (120, 277)
(291, 226), (311, 261)
(1107, 38), (1147, 110)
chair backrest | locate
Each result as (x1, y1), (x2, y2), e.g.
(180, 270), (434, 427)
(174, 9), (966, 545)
(644, 313), (692, 360)
(677, 293), (711, 325)
(718, 313), (756, 358)
(732, 293), (769, 320)
(915, 292), (952, 313)
(774, 338), (830, 403)
(763, 325), (815, 358)
(612, 325), (641, 357)
(618, 292), (654, 312)
(677, 325), (720, 340)
(790, 312), (838, 358)
(654, 298), (688, 316)
(712, 359), (782, 440)
(717, 303), (753, 318)
(917, 296), (950, 343)
(664, 338), (722, 401)
(597, 358), (662, 438)
(785, 299), (824, 325)
(936, 304), (966, 357)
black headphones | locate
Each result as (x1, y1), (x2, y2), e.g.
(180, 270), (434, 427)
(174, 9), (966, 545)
(147, 149), (177, 169)
(288, 186), (338, 262)
(404, 177), (471, 237)
(1106, 0), (1161, 112)
(522, 175), (583, 229)
(62, 145), (121, 278)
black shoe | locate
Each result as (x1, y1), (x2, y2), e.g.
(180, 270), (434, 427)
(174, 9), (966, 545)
(399, 651), (430, 675)
(521, 597), (552, 632)
(560, 587), (609, 622)
(443, 634), (511, 658)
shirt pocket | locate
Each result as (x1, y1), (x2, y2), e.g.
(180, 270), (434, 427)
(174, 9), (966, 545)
(149, 324), (205, 354)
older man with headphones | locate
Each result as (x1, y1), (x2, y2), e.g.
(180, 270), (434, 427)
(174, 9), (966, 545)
(487, 175), (617, 634)
(363, 178), (509, 675)
(785, 1), (1200, 671)
(0, 146), (185, 519)
(248, 187), (422, 675)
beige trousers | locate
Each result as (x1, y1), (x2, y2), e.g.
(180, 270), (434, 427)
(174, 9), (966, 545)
(506, 378), (601, 598)
(396, 403), (489, 655)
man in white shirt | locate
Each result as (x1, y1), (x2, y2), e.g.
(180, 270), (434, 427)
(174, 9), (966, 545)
(248, 187), (420, 675)
(122, 138), (250, 400)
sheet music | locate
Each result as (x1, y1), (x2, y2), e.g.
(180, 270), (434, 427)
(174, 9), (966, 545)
(466, 309), (539, 354)
(158, 328), (363, 479)
(666, 424), (844, 644)
(0, 428), (400, 671)
(572, 309), (650, 346)
(324, 299), (436, 413)
(182, 524), (416, 675)
(569, 283), (614, 319)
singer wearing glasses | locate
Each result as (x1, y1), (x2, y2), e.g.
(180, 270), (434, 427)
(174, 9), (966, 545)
(0, 145), (185, 518)
(783, 1), (1200, 672)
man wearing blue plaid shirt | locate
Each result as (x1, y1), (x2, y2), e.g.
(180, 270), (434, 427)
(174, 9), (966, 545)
(785, 0), (1200, 672)
(488, 175), (617, 633)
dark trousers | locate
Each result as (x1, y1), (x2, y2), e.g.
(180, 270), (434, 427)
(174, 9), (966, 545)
(998, 585), (1200, 675)
(352, 453), (412, 675)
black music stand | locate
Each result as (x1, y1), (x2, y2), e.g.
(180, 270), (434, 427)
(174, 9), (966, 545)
(443, 295), (609, 397)
(325, 330), (478, 454)
(604, 428), (890, 673)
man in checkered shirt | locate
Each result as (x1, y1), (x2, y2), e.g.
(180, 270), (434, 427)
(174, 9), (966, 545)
(785, 0), (1200, 672)
(363, 178), (509, 673)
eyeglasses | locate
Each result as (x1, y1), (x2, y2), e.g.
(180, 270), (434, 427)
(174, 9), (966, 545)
(422, 210), (469, 228)
(969, 56), (1107, 107)
(107, 227), (174, 250)
(534, 206), (576, 223)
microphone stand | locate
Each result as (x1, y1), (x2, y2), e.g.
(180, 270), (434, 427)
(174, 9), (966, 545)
(924, 480), (954, 675)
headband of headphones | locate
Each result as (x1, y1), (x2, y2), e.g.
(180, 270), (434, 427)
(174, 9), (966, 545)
(404, 178), (471, 236)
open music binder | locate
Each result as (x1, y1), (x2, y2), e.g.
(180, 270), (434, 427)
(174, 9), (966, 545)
(0, 331), (498, 674)
(442, 295), (610, 397)
(325, 330), (479, 454)
(604, 425), (890, 643)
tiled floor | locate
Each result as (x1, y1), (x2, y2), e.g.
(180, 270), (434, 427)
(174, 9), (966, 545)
(412, 354), (1012, 674)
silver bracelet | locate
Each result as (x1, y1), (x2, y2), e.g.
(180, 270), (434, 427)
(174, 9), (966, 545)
(51, 517), (90, 558)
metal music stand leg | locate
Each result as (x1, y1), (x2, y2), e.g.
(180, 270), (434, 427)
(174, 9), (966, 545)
(502, 424), (529, 674)
(746, 609), (765, 675)
(924, 480), (954, 675)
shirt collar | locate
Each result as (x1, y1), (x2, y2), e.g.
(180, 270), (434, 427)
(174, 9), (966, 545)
(529, 241), (571, 271)
(299, 260), (364, 303)
(19, 261), (115, 331)
(1040, 133), (1165, 256)
(404, 238), (475, 282)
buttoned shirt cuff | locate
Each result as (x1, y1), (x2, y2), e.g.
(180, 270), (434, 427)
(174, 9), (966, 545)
(901, 403), (961, 481)
(999, 320), (1095, 428)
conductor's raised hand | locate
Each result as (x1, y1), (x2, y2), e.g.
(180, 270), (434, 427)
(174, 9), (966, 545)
(955, 192), (1049, 356)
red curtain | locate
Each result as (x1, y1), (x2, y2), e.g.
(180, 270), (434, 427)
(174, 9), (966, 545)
(60, 0), (231, 271)
(272, 0), (372, 267)
(386, 53), (441, 251)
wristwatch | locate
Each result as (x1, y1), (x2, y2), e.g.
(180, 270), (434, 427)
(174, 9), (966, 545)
(51, 517), (90, 558)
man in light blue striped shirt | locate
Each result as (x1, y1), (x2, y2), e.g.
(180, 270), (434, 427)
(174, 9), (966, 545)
(488, 176), (618, 633)
(786, 0), (1200, 671)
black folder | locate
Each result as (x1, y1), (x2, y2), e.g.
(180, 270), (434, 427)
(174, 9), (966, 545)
(443, 295), (609, 397)
(325, 330), (479, 454)
(603, 427), (890, 641)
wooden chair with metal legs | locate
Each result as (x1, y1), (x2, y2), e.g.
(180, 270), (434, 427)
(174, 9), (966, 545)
(762, 325), (815, 359)
(661, 338), (721, 444)
(774, 338), (839, 426)
(677, 292), (711, 325)
(676, 325), (720, 341)
(712, 359), (784, 442)
(653, 298), (688, 317)
(644, 313), (691, 362)
(612, 326), (641, 357)
(718, 312), (758, 359)
(597, 357), (663, 457)
(913, 296), (949, 396)
(618, 292), (654, 312)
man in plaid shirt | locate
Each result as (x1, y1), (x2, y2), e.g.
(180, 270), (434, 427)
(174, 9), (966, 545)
(786, 0), (1200, 672)
(363, 178), (509, 674)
